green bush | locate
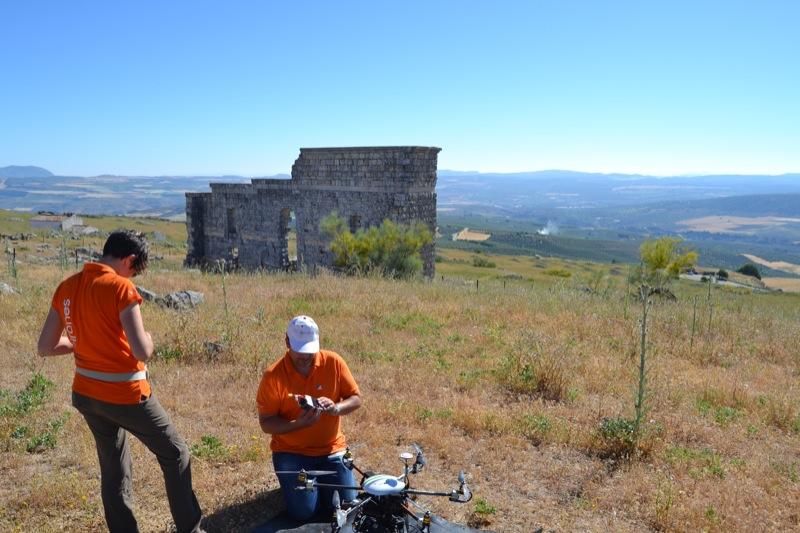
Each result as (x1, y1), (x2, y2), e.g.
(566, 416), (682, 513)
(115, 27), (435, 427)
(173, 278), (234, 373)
(320, 213), (432, 278)
(737, 263), (761, 279)
(716, 269), (729, 280)
(473, 497), (497, 515)
(26, 412), (70, 453)
(498, 347), (568, 402)
(155, 345), (183, 362)
(518, 414), (552, 445)
(595, 416), (637, 459)
(544, 268), (571, 278)
(191, 435), (230, 461)
(0, 372), (54, 417)
(471, 256), (496, 268)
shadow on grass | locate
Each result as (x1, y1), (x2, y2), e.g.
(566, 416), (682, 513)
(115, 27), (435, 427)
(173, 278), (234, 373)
(202, 488), (286, 533)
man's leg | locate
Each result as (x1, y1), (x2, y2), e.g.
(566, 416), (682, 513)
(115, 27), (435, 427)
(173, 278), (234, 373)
(272, 452), (319, 521)
(315, 452), (358, 514)
(72, 392), (138, 533)
(115, 395), (202, 533)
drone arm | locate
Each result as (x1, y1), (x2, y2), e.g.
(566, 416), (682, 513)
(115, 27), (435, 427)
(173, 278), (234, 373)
(299, 481), (362, 491)
(405, 484), (472, 502)
(404, 488), (453, 497)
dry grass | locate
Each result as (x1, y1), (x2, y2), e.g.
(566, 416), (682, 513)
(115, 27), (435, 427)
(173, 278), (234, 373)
(2, 256), (800, 532)
(762, 277), (800, 293)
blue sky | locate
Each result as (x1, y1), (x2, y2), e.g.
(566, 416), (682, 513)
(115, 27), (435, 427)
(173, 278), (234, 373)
(1, 1), (798, 177)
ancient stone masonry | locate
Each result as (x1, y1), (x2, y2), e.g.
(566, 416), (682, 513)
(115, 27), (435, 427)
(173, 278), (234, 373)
(185, 146), (440, 277)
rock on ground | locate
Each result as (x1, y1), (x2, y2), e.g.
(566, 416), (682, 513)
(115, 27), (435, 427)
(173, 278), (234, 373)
(0, 282), (17, 295)
(157, 290), (204, 310)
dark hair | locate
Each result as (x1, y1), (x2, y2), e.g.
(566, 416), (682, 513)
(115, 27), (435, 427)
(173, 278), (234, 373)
(103, 230), (150, 275)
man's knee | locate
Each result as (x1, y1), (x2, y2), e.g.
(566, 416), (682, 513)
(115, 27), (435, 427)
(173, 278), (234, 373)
(152, 435), (191, 472)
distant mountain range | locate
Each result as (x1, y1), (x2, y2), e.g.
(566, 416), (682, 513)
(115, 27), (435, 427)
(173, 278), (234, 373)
(2, 164), (799, 273)
(436, 170), (800, 211)
(1, 164), (799, 234)
(0, 165), (54, 178)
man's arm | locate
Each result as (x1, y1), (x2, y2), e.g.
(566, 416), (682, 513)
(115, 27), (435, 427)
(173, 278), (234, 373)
(259, 408), (322, 435)
(318, 393), (362, 416)
(119, 302), (153, 362)
(37, 308), (74, 357)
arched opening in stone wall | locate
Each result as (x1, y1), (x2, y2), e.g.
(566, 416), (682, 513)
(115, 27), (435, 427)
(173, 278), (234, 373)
(349, 214), (361, 234)
(226, 208), (237, 238)
(279, 208), (297, 271)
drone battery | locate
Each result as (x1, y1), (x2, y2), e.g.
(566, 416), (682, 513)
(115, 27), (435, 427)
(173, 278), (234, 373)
(297, 394), (317, 409)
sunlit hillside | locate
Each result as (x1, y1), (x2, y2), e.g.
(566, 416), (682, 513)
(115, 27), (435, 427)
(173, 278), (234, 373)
(2, 214), (800, 532)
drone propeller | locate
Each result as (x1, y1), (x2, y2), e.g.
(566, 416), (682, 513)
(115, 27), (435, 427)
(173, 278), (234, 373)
(274, 469), (337, 476)
(412, 442), (426, 473)
(449, 470), (472, 503)
(330, 490), (348, 528)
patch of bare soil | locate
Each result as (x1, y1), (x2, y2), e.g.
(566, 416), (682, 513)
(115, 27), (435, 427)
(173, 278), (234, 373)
(677, 215), (800, 233)
(453, 228), (491, 242)
(761, 277), (800, 293)
(741, 253), (800, 276)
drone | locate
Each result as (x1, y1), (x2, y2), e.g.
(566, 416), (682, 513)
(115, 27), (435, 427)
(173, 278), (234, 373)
(276, 444), (481, 533)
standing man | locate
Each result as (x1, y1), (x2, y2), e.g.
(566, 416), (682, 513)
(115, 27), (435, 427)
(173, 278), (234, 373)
(37, 230), (203, 533)
(257, 315), (362, 522)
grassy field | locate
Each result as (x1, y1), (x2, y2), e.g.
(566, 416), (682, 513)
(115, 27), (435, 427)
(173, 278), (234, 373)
(2, 215), (800, 532)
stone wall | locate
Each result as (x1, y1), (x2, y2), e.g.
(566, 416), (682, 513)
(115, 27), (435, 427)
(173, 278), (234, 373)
(185, 146), (440, 276)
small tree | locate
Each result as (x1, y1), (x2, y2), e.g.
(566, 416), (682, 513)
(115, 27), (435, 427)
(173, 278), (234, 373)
(716, 269), (728, 280)
(737, 263), (761, 280)
(623, 237), (697, 452)
(320, 213), (433, 279)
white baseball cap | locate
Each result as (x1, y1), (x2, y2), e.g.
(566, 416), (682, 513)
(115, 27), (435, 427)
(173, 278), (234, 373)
(287, 315), (320, 354)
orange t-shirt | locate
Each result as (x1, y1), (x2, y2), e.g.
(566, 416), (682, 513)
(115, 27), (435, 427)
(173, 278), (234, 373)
(52, 262), (150, 404)
(257, 349), (360, 456)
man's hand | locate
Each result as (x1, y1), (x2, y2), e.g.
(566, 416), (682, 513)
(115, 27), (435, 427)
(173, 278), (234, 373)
(259, 405), (322, 435)
(295, 406), (323, 428)
(37, 308), (73, 357)
(315, 396), (336, 413)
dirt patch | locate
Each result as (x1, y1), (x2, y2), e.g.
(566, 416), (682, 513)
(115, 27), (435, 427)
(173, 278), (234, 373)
(453, 228), (491, 242)
(761, 277), (800, 292)
(676, 216), (800, 233)
(741, 253), (800, 275)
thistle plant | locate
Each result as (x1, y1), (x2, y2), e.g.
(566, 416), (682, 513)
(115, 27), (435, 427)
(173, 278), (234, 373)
(628, 237), (698, 448)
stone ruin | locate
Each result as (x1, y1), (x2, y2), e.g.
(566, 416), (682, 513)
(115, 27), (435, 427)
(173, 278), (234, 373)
(184, 146), (440, 276)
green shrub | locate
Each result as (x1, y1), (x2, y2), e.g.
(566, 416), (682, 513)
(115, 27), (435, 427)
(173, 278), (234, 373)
(191, 435), (230, 461)
(595, 416), (637, 459)
(736, 263), (761, 280)
(472, 256), (496, 268)
(666, 446), (726, 479)
(473, 497), (497, 515)
(498, 349), (568, 402)
(155, 345), (183, 363)
(320, 213), (432, 278)
(26, 412), (70, 453)
(716, 269), (729, 280)
(544, 268), (571, 278)
(518, 414), (552, 445)
(0, 372), (54, 417)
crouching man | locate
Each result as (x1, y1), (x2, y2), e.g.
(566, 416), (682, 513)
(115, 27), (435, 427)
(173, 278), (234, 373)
(257, 315), (362, 522)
